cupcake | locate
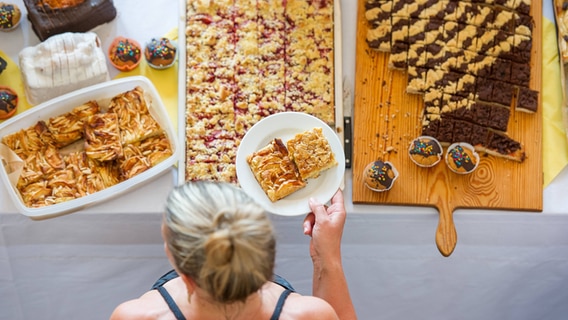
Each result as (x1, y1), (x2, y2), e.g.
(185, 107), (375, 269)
(408, 135), (442, 167)
(0, 3), (21, 31)
(363, 160), (398, 192)
(108, 37), (142, 71)
(0, 86), (18, 120)
(445, 142), (480, 174)
(144, 37), (177, 69)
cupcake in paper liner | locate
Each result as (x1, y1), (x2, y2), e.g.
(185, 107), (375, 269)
(0, 3), (21, 32)
(408, 135), (442, 167)
(144, 37), (177, 69)
(108, 37), (142, 72)
(445, 142), (479, 174)
(363, 160), (398, 192)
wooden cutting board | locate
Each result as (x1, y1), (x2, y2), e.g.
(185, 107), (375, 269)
(352, 0), (543, 256)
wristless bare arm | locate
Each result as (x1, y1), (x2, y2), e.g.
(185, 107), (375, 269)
(303, 190), (358, 320)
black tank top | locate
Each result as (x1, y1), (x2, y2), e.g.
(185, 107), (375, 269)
(150, 270), (296, 320)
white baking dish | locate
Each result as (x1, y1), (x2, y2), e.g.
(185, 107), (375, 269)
(0, 76), (180, 219)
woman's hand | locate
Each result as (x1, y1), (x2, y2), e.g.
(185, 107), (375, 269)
(303, 189), (346, 264)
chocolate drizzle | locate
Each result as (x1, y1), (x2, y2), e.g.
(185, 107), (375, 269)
(367, 160), (396, 189)
(146, 38), (175, 61)
(112, 39), (141, 63)
(409, 138), (441, 157)
(448, 145), (476, 172)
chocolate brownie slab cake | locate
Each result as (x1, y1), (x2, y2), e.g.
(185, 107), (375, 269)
(184, 0), (335, 183)
(365, 0), (537, 162)
(23, 0), (117, 41)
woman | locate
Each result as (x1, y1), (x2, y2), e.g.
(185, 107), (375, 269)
(110, 181), (357, 320)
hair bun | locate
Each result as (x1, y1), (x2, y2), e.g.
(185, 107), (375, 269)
(204, 228), (234, 266)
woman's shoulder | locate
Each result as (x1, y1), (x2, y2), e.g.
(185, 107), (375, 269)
(109, 291), (170, 320)
(282, 294), (339, 320)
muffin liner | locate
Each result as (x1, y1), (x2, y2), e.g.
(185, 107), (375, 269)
(144, 37), (177, 70)
(445, 142), (480, 174)
(363, 160), (399, 192)
(408, 135), (443, 168)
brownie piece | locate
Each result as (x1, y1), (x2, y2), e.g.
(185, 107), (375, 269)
(421, 118), (440, 137)
(439, 70), (461, 94)
(486, 131), (523, 158)
(491, 80), (515, 107)
(456, 73), (476, 97)
(470, 124), (490, 147)
(468, 5), (494, 27)
(476, 77), (494, 101)
(491, 7), (515, 33)
(488, 105), (511, 131)
(424, 19), (444, 44)
(452, 120), (474, 143)
(489, 58), (512, 83)
(419, 0), (443, 20)
(366, 23), (392, 52)
(24, 0), (117, 41)
(408, 18), (428, 44)
(455, 1), (474, 25)
(425, 42), (445, 68)
(407, 43), (427, 67)
(457, 24), (479, 52)
(436, 118), (455, 143)
(513, 34), (532, 64)
(365, 1), (392, 25)
(472, 101), (492, 127)
(514, 13), (533, 36)
(477, 29), (499, 54)
(510, 62), (531, 87)
(516, 86), (539, 113)
(515, 0), (531, 16)
(389, 41), (409, 70)
(391, 16), (409, 44)
(407, 66), (428, 94)
(452, 104), (475, 122)
(392, 0), (412, 18)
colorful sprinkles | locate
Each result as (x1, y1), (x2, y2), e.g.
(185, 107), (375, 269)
(0, 3), (19, 30)
(113, 39), (141, 63)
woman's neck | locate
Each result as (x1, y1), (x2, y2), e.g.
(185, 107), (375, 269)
(188, 286), (265, 320)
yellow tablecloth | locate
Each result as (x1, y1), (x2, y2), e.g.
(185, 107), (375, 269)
(542, 17), (568, 186)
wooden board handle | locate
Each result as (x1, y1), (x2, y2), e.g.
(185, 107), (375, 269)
(435, 200), (457, 257)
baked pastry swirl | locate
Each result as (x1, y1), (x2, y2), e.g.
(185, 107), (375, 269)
(246, 138), (306, 202)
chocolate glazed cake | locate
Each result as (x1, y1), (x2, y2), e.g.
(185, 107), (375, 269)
(24, 0), (117, 41)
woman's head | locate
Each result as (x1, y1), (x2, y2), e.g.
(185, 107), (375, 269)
(163, 180), (276, 303)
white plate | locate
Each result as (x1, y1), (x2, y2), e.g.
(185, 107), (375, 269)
(236, 112), (345, 216)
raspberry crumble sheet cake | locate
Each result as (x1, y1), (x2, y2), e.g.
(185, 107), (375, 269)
(182, 0), (337, 183)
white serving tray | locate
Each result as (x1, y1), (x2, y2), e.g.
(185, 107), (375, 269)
(0, 76), (180, 219)
(176, 0), (344, 185)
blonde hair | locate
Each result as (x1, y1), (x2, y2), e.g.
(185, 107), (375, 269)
(163, 181), (276, 303)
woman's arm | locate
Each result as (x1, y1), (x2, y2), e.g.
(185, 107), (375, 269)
(303, 190), (357, 320)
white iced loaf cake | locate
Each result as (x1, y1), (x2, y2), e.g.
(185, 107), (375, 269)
(19, 32), (110, 105)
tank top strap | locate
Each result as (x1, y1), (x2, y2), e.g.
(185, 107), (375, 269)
(269, 289), (293, 320)
(156, 286), (187, 320)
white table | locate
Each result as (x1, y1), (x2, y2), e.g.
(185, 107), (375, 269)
(1, 1), (568, 319)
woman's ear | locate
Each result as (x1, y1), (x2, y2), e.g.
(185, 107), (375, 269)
(179, 272), (197, 293)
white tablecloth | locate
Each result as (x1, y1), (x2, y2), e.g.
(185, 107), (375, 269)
(1, 1), (568, 319)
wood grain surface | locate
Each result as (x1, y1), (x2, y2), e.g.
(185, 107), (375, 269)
(352, 0), (543, 256)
